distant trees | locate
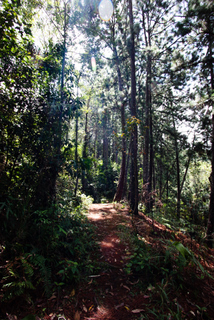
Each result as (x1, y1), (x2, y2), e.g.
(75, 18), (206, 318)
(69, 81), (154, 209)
(173, 0), (214, 242)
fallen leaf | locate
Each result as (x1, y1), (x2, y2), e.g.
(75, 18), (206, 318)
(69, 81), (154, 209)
(115, 303), (124, 310)
(89, 305), (94, 311)
(143, 295), (150, 299)
(82, 304), (87, 312)
(128, 279), (139, 285)
(74, 311), (80, 320)
(70, 289), (75, 297)
(125, 306), (130, 311)
(123, 285), (130, 291)
(131, 309), (145, 313)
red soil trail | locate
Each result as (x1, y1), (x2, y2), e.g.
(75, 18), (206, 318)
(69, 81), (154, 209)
(66, 203), (150, 320)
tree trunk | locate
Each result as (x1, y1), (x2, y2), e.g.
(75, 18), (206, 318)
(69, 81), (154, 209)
(82, 97), (90, 193)
(173, 117), (180, 219)
(103, 109), (108, 170)
(74, 107), (79, 197)
(123, 139), (131, 200)
(94, 118), (98, 160)
(128, 0), (138, 215)
(82, 98), (90, 159)
(206, 34), (214, 247)
(112, 40), (127, 202)
(114, 102), (127, 201)
(142, 8), (153, 212)
(159, 136), (163, 199)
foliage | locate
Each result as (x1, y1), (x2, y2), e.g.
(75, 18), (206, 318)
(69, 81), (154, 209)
(125, 230), (213, 319)
(93, 163), (118, 202)
(0, 194), (97, 302)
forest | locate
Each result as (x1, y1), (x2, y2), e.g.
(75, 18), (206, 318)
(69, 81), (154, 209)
(0, 0), (214, 319)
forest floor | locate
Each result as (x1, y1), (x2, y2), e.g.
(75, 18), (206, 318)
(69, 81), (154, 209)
(3, 203), (214, 320)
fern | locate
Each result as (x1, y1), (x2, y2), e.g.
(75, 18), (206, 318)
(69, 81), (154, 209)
(29, 254), (52, 296)
(2, 255), (35, 301)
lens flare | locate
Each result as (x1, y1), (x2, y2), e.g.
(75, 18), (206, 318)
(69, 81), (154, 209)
(91, 56), (96, 72)
(98, 0), (114, 21)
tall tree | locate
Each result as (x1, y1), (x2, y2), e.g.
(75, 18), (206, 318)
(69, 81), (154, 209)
(110, 19), (128, 202)
(128, 0), (138, 215)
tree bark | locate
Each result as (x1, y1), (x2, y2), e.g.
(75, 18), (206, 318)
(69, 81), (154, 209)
(74, 107), (79, 197)
(206, 33), (214, 247)
(173, 117), (180, 219)
(82, 97), (90, 193)
(103, 108), (108, 170)
(112, 38), (127, 202)
(114, 102), (127, 201)
(128, 0), (138, 215)
(142, 8), (153, 212)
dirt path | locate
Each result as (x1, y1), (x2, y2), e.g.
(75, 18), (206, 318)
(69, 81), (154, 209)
(87, 203), (132, 268)
(64, 203), (148, 320)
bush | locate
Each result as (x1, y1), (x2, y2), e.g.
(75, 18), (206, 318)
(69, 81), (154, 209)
(0, 194), (97, 303)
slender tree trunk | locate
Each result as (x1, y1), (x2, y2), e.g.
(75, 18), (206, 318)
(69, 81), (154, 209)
(82, 99), (90, 159)
(206, 35), (214, 247)
(148, 69), (153, 209)
(123, 139), (132, 199)
(103, 109), (108, 170)
(114, 102), (127, 201)
(94, 119), (98, 160)
(82, 97), (90, 193)
(159, 136), (163, 199)
(128, 0), (138, 215)
(74, 74), (81, 197)
(180, 137), (195, 194)
(166, 171), (169, 200)
(74, 107), (79, 197)
(161, 160), (176, 198)
(173, 117), (180, 219)
(59, 2), (67, 148)
(142, 8), (153, 212)
(113, 41), (127, 202)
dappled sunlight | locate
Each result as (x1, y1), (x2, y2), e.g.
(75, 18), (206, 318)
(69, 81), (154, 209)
(101, 239), (115, 248)
(87, 203), (130, 222)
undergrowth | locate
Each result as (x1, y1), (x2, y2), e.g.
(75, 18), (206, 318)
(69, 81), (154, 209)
(0, 187), (97, 306)
(124, 224), (213, 319)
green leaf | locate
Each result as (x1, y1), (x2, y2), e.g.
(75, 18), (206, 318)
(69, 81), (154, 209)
(172, 241), (192, 260)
